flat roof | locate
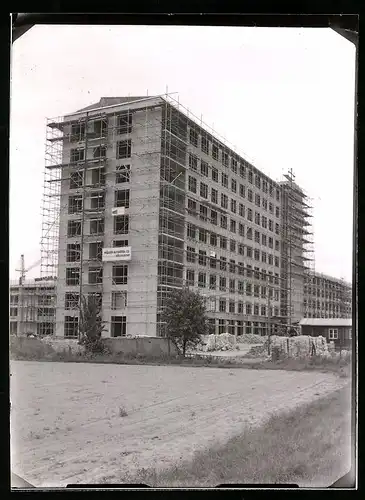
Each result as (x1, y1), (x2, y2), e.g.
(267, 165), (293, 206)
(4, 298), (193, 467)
(76, 96), (152, 112)
(311, 271), (352, 286)
(299, 318), (352, 327)
(10, 279), (56, 288)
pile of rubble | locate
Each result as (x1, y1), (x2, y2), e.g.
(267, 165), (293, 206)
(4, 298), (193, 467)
(330, 349), (351, 361)
(292, 335), (328, 358)
(244, 343), (269, 358)
(243, 335), (330, 360)
(328, 341), (336, 352)
(267, 335), (329, 359)
(236, 334), (266, 345)
(198, 333), (238, 352)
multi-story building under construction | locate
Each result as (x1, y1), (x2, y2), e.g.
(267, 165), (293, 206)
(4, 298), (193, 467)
(41, 95), (316, 338)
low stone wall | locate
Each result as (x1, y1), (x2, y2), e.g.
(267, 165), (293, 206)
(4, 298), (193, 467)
(103, 336), (178, 357)
(10, 335), (178, 358)
(10, 335), (85, 357)
(42, 336), (85, 355)
(10, 335), (53, 357)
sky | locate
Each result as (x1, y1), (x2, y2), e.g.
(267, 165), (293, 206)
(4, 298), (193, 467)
(10, 25), (356, 282)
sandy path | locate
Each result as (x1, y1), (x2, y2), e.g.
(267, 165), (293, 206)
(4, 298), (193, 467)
(10, 360), (347, 487)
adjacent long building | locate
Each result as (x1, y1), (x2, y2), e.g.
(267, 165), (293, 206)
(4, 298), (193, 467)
(41, 95), (318, 338)
(9, 279), (56, 336)
(304, 271), (352, 318)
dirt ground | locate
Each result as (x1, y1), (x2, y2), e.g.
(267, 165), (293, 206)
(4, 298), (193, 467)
(10, 360), (349, 487)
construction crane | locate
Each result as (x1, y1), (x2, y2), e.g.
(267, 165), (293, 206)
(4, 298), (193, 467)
(15, 255), (41, 285)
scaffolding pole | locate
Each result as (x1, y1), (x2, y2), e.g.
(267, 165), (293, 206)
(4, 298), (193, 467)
(78, 112), (90, 341)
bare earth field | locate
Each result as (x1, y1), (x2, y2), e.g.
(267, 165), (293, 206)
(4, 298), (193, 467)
(10, 360), (349, 488)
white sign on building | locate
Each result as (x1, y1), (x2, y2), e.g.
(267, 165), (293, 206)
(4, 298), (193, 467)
(102, 247), (132, 262)
(111, 207), (125, 216)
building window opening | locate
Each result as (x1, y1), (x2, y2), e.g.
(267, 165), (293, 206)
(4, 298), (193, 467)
(116, 164), (130, 183)
(114, 215), (129, 235)
(117, 113), (132, 134)
(112, 265), (128, 285)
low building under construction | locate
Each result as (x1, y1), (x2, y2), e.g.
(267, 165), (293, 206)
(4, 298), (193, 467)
(10, 278), (56, 336)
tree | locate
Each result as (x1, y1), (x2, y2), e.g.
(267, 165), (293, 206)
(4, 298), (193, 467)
(78, 295), (107, 353)
(161, 287), (212, 357)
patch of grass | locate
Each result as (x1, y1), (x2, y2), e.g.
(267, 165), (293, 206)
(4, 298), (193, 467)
(247, 354), (352, 375)
(116, 385), (352, 487)
(11, 345), (352, 376)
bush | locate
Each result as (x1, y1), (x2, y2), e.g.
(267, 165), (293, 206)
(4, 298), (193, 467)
(162, 287), (212, 356)
(119, 406), (128, 417)
(78, 294), (107, 354)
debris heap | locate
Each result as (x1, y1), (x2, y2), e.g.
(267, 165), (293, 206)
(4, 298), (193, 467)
(268, 335), (329, 358)
(199, 333), (237, 352)
(245, 335), (330, 359)
(244, 344), (269, 358)
(236, 334), (266, 345)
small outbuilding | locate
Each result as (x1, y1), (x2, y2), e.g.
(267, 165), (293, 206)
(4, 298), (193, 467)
(299, 318), (352, 349)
